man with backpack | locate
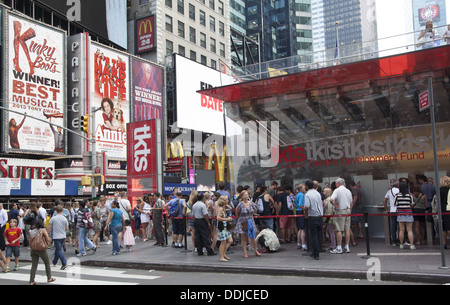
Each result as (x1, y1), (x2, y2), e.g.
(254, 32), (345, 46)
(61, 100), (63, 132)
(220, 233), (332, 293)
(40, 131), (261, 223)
(166, 191), (187, 248)
(76, 199), (97, 256)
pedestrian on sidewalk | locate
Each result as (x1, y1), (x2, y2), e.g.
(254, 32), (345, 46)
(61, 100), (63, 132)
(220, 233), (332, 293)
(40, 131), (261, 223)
(48, 205), (69, 270)
(4, 219), (22, 272)
(216, 195), (233, 262)
(123, 219), (135, 252)
(137, 194), (152, 242)
(152, 192), (166, 246)
(234, 190), (260, 258)
(166, 191), (186, 248)
(106, 200), (124, 256)
(76, 199), (97, 256)
(29, 219), (55, 285)
(330, 178), (353, 254)
(192, 193), (216, 256)
(395, 182), (416, 250)
(303, 179), (323, 260)
(322, 187), (336, 251)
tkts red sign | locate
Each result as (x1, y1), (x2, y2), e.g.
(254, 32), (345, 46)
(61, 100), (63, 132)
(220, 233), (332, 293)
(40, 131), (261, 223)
(127, 120), (157, 177)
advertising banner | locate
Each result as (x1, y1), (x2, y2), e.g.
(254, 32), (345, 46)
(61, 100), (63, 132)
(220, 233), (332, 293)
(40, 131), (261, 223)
(90, 42), (130, 160)
(127, 119), (162, 208)
(4, 13), (66, 155)
(136, 16), (155, 53)
(131, 58), (164, 122)
(175, 54), (237, 136)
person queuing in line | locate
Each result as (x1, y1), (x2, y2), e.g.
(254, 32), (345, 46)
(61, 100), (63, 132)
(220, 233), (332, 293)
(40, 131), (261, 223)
(303, 179), (323, 260)
(152, 192), (166, 247)
(216, 195), (233, 262)
(166, 190), (187, 248)
(395, 182), (416, 250)
(234, 190), (260, 258)
(137, 194), (152, 242)
(330, 178), (353, 254)
(186, 190), (198, 252)
(294, 184), (307, 251)
(322, 187), (336, 252)
(192, 193), (216, 256)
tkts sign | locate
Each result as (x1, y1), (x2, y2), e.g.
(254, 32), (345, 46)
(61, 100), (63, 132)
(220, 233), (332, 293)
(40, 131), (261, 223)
(127, 119), (162, 208)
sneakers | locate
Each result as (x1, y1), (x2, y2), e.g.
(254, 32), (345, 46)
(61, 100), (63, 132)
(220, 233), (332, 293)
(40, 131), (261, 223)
(14, 265), (19, 271)
(330, 248), (343, 254)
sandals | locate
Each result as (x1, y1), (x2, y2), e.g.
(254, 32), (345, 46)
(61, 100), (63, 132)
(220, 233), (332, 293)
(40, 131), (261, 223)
(47, 278), (56, 283)
(243, 253), (249, 258)
(255, 251), (261, 257)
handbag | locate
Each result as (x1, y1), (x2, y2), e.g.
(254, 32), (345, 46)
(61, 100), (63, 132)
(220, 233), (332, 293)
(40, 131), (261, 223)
(30, 229), (49, 251)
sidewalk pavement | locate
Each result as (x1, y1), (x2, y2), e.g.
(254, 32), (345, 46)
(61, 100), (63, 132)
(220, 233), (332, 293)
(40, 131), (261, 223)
(19, 236), (450, 284)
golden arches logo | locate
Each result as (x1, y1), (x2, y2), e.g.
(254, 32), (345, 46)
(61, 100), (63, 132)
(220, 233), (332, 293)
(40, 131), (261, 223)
(167, 142), (184, 158)
(139, 18), (153, 36)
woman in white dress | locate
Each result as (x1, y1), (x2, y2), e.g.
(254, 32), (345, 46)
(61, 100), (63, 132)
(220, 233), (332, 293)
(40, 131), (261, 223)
(137, 195), (152, 242)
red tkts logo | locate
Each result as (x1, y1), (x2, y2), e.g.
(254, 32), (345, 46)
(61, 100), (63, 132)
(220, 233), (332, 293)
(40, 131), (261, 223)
(272, 145), (306, 164)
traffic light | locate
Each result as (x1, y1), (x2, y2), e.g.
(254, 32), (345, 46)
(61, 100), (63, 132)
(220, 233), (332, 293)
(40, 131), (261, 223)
(92, 174), (105, 186)
(80, 115), (89, 133)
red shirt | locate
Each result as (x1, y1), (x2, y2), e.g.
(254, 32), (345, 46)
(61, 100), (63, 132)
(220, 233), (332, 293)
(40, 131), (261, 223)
(4, 227), (22, 247)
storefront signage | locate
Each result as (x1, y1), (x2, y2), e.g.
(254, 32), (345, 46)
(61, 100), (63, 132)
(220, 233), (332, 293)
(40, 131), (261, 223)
(419, 90), (430, 112)
(136, 16), (155, 53)
(0, 158), (55, 180)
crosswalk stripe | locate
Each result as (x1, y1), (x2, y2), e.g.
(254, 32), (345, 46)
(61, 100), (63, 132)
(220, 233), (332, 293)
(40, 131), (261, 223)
(0, 265), (161, 285)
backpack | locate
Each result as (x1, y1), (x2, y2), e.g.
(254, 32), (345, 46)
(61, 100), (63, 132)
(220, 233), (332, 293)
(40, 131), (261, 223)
(170, 199), (180, 217)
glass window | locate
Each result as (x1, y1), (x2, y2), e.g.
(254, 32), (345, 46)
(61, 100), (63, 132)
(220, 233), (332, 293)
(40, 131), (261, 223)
(219, 21), (225, 36)
(200, 32), (206, 48)
(210, 16), (215, 32)
(165, 0), (172, 8)
(165, 15), (173, 33)
(177, 0), (184, 14)
(200, 10), (206, 26)
(201, 55), (207, 65)
(189, 27), (196, 43)
(220, 42), (225, 57)
(209, 0), (215, 10)
(166, 40), (173, 56)
(190, 50), (196, 61)
(178, 45), (185, 56)
(178, 21), (185, 38)
(189, 3), (196, 20)
(210, 37), (216, 53)
(218, 1), (224, 15)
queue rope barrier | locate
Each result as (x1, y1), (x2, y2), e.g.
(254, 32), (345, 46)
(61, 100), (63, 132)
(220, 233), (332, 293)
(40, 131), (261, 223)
(160, 211), (450, 258)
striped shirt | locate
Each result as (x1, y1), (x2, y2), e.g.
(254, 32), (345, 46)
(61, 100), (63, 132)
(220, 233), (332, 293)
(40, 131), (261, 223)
(394, 194), (413, 215)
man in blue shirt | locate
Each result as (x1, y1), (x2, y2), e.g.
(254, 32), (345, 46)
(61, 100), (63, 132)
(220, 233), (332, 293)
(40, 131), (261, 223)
(294, 184), (307, 251)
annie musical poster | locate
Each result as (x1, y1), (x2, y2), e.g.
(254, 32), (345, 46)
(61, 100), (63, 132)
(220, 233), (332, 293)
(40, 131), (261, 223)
(90, 42), (130, 160)
(5, 13), (66, 154)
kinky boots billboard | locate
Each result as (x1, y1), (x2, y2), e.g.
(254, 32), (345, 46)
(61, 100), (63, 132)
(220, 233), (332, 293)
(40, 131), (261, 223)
(3, 11), (67, 155)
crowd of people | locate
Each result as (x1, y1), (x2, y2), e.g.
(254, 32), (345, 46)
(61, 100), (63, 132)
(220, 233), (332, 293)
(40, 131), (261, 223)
(0, 174), (449, 284)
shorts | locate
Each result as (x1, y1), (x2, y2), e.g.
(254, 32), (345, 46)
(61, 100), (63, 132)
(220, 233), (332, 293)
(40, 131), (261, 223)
(172, 218), (185, 235)
(6, 246), (20, 258)
(279, 216), (292, 229)
(296, 215), (305, 230)
(333, 208), (351, 232)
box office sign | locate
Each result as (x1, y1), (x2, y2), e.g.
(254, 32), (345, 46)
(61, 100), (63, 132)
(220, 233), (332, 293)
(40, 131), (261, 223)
(4, 12), (66, 155)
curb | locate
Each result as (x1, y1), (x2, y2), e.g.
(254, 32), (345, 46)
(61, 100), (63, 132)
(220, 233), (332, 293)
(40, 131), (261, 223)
(81, 259), (450, 284)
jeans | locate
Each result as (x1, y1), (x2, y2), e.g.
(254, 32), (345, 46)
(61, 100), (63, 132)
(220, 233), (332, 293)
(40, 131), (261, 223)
(110, 224), (123, 254)
(389, 214), (398, 244)
(261, 218), (274, 231)
(52, 239), (67, 266)
(78, 227), (95, 255)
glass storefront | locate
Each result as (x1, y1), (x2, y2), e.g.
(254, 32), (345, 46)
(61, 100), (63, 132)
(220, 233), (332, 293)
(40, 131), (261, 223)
(202, 45), (450, 237)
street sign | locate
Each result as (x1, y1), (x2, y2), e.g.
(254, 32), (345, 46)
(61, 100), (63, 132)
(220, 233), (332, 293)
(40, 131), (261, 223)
(419, 90), (430, 112)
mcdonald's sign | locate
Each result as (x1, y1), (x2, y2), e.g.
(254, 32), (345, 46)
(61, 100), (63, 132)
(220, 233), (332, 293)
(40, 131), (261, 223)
(136, 16), (155, 53)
